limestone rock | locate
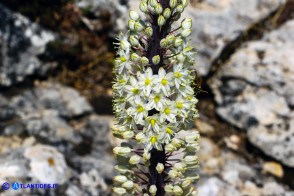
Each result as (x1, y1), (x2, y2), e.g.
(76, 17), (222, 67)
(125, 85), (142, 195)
(0, 4), (55, 87)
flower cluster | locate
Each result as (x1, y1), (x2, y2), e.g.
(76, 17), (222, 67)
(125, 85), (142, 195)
(112, 0), (200, 195)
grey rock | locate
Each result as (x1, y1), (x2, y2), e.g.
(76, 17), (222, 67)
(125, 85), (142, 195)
(209, 20), (294, 166)
(0, 4), (55, 87)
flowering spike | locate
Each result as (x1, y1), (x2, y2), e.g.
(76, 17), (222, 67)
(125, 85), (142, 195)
(112, 0), (200, 195)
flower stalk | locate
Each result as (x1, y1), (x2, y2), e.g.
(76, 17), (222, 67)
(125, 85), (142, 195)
(112, 0), (200, 195)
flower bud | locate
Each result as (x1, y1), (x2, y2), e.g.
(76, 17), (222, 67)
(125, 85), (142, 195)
(158, 15), (166, 26)
(145, 27), (153, 37)
(120, 40), (130, 51)
(130, 35), (139, 46)
(115, 165), (131, 174)
(139, 2), (148, 13)
(113, 146), (132, 156)
(135, 22), (144, 32)
(152, 55), (160, 65)
(172, 138), (182, 148)
(182, 18), (192, 29)
(149, 0), (157, 7)
(114, 175), (127, 183)
(165, 184), (174, 193)
(181, 29), (192, 37)
(113, 187), (127, 195)
(149, 185), (157, 196)
(160, 38), (168, 48)
(122, 180), (134, 189)
(155, 4), (163, 14)
(165, 143), (176, 153)
(174, 38), (183, 47)
(170, 0), (177, 8)
(173, 185), (183, 195)
(184, 155), (199, 165)
(123, 131), (134, 139)
(163, 8), (171, 18)
(131, 53), (140, 61)
(174, 162), (186, 172)
(143, 151), (151, 161)
(156, 163), (164, 173)
(128, 20), (135, 30)
(140, 57), (149, 66)
(129, 155), (141, 164)
(177, 53), (186, 62)
(168, 169), (178, 178)
(182, 0), (189, 7)
(176, 4), (184, 13)
(129, 10), (140, 21)
(166, 34), (175, 44)
(185, 134), (200, 143)
(182, 179), (192, 188)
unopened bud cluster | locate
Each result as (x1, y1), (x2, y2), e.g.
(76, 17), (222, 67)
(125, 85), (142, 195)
(112, 0), (199, 195)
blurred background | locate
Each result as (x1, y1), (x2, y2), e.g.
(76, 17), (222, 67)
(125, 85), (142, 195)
(0, 0), (294, 195)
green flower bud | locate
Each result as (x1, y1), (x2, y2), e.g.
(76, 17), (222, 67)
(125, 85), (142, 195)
(143, 151), (151, 161)
(135, 22), (144, 32)
(174, 162), (186, 172)
(176, 4), (184, 13)
(114, 175), (127, 183)
(129, 35), (139, 46)
(123, 131), (135, 139)
(156, 163), (164, 173)
(131, 53), (140, 61)
(160, 38), (168, 48)
(145, 27), (153, 37)
(185, 133), (200, 143)
(129, 10), (140, 21)
(165, 143), (176, 153)
(113, 146), (132, 156)
(122, 180), (134, 189)
(166, 34), (175, 44)
(163, 8), (171, 18)
(149, 185), (157, 196)
(181, 29), (192, 37)
(155, 3), (163, 14)
(182, 18), (192, 29)
(173, 185), (183, 195)
(129, 155), (141, 165)
(150, 0), (158, 7)
(128, 20), (135, 30)
(115, 165), (131, 174)
(158, 15), (166, 26)
(170, 0), (177, 8)
(113, 187), (127, 195)
(164, 184), (174, 193)
(140, 57), (149, 66)
(174, 38), (183, 47)
(152, 55), (160, 65)
(139, 2), (148, 13)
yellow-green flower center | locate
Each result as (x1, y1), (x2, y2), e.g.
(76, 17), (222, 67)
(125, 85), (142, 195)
(166, 127), (173, 135)
(120, 57), (127, 62)
(174, 72), (182, 78)
(151, 136), (157, 144)
(150, 119), (156, 126)
(118, 79), (126, 83)
(154, 95), (160, 103)
(161, 79), (168, 85)
(176, 102), (183, 109)
(164, 108), (171, 115)
(132, 88), (139, 94)
(145, 78), (151, 85)
(137, 106), (144, 113)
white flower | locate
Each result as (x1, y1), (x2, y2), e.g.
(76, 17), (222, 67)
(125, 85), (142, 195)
(173, 64), (189, 89)
(145, 134), (163, 151)
(154, 68), (174, 96)
(137, 68), (154, 96)
(145, 114), (161, 133)
(160, 102), (177, 123)
(125, 76), (141, 101)
(147, 93), (167, 111)
(115, 50), (132, 74)
(127, 99), (149, 125)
